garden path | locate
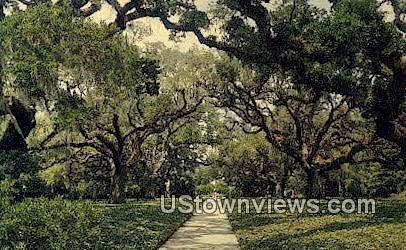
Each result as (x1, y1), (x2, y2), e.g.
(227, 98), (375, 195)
(159, 211), (240, 250)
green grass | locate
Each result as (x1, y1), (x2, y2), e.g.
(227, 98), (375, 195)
(228, 198), (406, 250)
(92, 200), (191, 249)
(0, 198), (191, 250)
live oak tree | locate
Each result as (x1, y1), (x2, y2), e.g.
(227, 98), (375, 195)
(59, 0), (404, 157)
(140, 47), (221, 197)
(214, 132), (292, 197)
(1, 4), (204, 203)
(78, 0), (404, 157)
(206, 58), (399, 197)
(3, 0), (404, 32)
(2, 0), (404, 154)
(142, 113), (215, 197)
(1, 0), (404, 199)
(147, 0), (405, 195)
(303, 0), (405, 159)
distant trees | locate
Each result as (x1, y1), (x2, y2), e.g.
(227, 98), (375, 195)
(214, 133), (291, 197)
(145, 47), (223, 197)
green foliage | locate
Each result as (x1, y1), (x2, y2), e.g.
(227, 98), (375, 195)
(18, 173), (48, 198)
(0, 150), (40, 180)
(286, 169), (307, 195)
(304, 0), (404, 111)
(225, 16), (262, 53)
(215, 134), (285, 197)
(0, 178), (14, 200)
(0, 3), (159, 103)
(326, 163), (406, 198)
(229, 198), (406, 249)
(1, 4), (169, 203)
(93, 200), (191, 249)
(212, 180), (229, 194)
(198, 180), (239, 197)
(0, 4), (74, 100)
(54, 92), (86, 125)
(0, 198), (103, 249)
(195, 183), (215, 196)
(0, 151), (47, 201)
(0, 198), (191, 249)
(180, 10), (210, 29)
(127, 161), (159, 199)
(171, 174), (196, 197)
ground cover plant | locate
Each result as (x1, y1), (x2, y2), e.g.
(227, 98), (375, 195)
(0, 198), (190, 249)
(93, 200), (191, 249)
(229, 198), (406, 249)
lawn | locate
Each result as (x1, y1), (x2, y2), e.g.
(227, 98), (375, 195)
(228, 198), (406, 250)
(0, 198), (191, 250)
(93, 200), (191, 249)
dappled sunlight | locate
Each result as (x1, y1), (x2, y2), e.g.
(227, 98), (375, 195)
(230, 200), (406, 249)
(0, 0), (404, 249)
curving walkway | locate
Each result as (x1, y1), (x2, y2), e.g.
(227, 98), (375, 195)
(159, 211), (240, 250)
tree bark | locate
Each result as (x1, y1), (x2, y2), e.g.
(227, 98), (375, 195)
(275, 181), (287, 197)
(304, 168), (316, 198)
(276, 166), (289, 197)
(376, 55), (406, 159)
(165, 178), (171, 198)
(110, 158), (126, 204)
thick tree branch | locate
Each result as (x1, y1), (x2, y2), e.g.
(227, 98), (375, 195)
(308, 96), (350, 162)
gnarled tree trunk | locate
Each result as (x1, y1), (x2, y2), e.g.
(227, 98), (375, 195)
(110, 158), (126, 204)
(304, 168), (317, 198)
(275, 167), (289, 197)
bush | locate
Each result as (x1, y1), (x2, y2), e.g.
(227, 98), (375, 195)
(0, 199), (191, 249)
(213, 180), (228, 194)
(393, 190), (406, 199)
(18, 174), (49, 198)
(195, 184), (215, 196)
(0, 151), (41, 180)
(225, 186), (242, 198)
(0, 178), (14, 198)
(0, 175), (49, 202)
(229, 199), (406, 250)
(171, 175), (195, 197)
(286, 170), (307, 196)
(0, 196), (11, 218)
(0, 151), (48, 201)
(345, 178), (363, 198)
(195, 182), (240, 197)
(0, 198), (103, 249)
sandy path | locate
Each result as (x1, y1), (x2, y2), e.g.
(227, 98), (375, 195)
(159, 212), (240, 250)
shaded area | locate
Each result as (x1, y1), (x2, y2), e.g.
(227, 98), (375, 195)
(229, 199), (406, 250)
(89, 200), (191, 249)
(0, 96), (36, 151)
